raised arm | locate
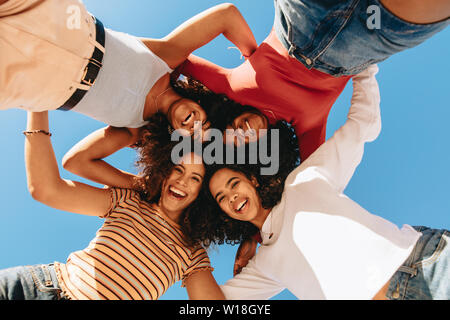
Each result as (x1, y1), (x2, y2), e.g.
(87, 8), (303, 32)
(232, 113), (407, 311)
(288, 64), (381, 192)
(62, 126), (141, 189)
(25, 112), (112, 216)
(143, 3), (257, 69)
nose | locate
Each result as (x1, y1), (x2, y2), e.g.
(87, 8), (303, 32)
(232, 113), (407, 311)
(229, 193), (238, 204)
(176, 176), (188, 187)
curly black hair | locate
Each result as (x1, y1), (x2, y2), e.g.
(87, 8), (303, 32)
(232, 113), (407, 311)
(185, 119), (300, 247)
(133, 111), (208, 248)
(171, 76), (243, 133)
(133, 76), (224, 202)
(135, 77), (300, 248)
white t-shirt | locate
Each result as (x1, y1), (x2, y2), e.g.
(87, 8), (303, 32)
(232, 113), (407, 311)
(72, 28), (172, 128)
(221, 65), (421, 300)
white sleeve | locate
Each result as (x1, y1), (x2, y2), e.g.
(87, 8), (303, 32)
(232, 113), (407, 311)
(286, 64), (381, 193)
(220, 260), (285, 300)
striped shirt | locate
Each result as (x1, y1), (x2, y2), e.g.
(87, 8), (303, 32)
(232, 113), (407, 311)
(55, 188), (213, 300)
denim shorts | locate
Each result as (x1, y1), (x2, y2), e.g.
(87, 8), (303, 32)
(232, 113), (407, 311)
(274, 0), (450, 76)
(0, 263), (68, 300)
(385, 226), (450, 300)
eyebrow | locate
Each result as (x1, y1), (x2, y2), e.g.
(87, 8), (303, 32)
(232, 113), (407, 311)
(178, 164), (204, 179)
(214, 177), (239, 201)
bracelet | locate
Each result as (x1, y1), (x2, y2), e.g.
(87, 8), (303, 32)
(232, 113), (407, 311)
(23, 130), (52, 137)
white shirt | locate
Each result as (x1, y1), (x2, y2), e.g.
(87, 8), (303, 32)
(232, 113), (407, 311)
(72, 29), (172, 128)
(220, 65), (421, 300)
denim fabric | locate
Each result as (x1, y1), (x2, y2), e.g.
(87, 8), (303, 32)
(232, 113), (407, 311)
(0, 263), (67, 300)
(274, 0), (449, 76)
(386, 226), (450, 300)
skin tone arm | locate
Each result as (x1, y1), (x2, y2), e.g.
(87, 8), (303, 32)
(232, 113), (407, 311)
(233, 237), (259, 276)
(62, 126), (141, 189)
(184, 270), (225, 300)
(25, 111), (112, 217)
(142, 3), (257, 69)
(380, 0), (450, 24)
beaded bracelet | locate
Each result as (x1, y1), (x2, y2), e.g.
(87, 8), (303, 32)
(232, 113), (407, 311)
(23, 130), (52, 137)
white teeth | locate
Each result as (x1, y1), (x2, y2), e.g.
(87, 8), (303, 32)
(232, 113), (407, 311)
(237, 199), (247, 212)
(182, 112), (194, 125)
(245, 121), (256, 136)
(169, 186), (187, 197)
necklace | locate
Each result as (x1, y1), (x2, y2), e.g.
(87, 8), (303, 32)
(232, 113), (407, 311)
(153, 87), (173, 113)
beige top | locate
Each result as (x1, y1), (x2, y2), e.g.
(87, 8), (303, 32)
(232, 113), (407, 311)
(0, 0), (103, 111)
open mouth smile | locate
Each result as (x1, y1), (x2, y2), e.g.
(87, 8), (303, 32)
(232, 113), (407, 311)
(168, 186), (187, 200)
(234, 198), (248, 214)
(182, 112), (194, 126)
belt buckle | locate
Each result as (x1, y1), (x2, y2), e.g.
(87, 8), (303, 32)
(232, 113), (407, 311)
(81, 62), (99, 87)
(81, 65), (94, 87)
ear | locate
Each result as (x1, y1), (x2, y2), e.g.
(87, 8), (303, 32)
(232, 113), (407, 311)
(250, 175), (260, 188)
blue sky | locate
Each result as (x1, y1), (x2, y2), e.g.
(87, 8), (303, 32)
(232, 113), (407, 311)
(0, 1), (448, 300)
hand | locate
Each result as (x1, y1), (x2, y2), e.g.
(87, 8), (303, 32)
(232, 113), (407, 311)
(233, 237), (258, 276)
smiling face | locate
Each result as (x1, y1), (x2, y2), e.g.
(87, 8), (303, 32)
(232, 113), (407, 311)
(209, 168), (264, 224)
(225, 111), (269, 146)
(159, 152), (205, 218)
(167, 98), (211, 139)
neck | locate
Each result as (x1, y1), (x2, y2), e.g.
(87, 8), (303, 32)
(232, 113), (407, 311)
(252, 207), (272, 230)
(157, 87), (183, 116)
(156, 203), (182, 225)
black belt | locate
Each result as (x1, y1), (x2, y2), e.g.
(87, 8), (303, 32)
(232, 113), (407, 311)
(58, 16), (105, 111)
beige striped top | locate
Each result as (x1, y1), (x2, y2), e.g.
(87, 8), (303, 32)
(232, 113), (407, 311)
(55, 188), (213, 300)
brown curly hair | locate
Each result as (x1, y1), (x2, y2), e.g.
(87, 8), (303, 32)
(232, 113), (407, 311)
(184, 119), (300, 246)
(134, 77), (300, 247)
(133, 76), (226, 202)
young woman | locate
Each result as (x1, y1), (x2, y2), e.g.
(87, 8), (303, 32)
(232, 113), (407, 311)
(0, 0), (257, 186)
(204, 65), (450, 300)
(177, 0), (449, 161)
(0, 111), (224, 300)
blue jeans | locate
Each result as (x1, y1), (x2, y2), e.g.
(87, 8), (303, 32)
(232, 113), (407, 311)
(274, 0), (450, 76)
(0, 263), (68, 300)
(386, 226), (450, 300)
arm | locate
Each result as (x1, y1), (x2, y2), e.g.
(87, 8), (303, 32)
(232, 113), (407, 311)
(25, 112), (112, 216)
(184, 270), (225, 300)
(287, 64), (381, 193)
(62, 126), (140, 189)
(233, 237), (259, 276)
(143, 3), (257, 69)
(221, 259), (284, 300)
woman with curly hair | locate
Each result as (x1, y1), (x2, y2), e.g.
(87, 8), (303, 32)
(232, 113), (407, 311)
(0, 110), (224, 300)
(205, 65), (450, 300)
(1, 0), (257, 188)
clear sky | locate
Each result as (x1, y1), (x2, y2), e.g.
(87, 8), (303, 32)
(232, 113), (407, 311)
(0, 1), (448, 300)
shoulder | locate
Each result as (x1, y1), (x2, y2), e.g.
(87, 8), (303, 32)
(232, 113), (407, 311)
(108, 187), (144, 210)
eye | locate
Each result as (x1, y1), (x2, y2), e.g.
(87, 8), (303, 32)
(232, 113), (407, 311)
(217, 196), (225, 204)
(231, 180), (239, 189)
(174, 166), (183, 173)
(191, 176), (202, 183)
